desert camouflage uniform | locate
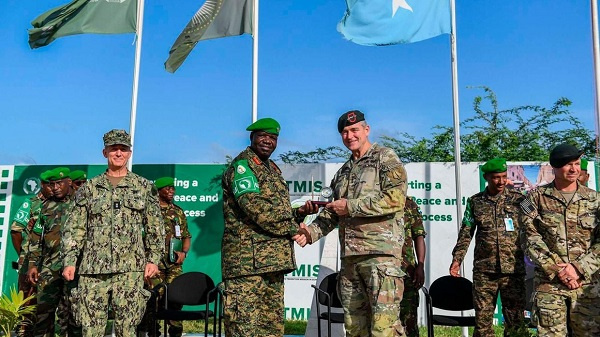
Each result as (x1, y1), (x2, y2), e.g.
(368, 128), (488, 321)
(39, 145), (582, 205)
(520, 182), (600, 336)
(221, 147), (304, 337)
(400, 198), (427, 337)
(142, 203), (191, 337)
(451, 187), (526, 337)
(11, 194), (45, 337)
(27, 193), (82, 337)
(306, 143), (407, 337)
(62, 171), (164, 337)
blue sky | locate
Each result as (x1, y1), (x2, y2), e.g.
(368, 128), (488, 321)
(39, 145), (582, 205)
(0, 1), (597, 165)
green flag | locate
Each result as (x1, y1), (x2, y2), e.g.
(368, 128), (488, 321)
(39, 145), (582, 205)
(165, 0), (254, 73)
(28, 0), (137, 49)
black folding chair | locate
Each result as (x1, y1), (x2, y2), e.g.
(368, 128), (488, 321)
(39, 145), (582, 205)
(311, 272), (344, 337)
(422, 275), (476, 337)
(153, 272), (223, 337)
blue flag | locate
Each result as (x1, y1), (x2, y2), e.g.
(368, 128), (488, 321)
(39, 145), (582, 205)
(337, 0), (451, 46)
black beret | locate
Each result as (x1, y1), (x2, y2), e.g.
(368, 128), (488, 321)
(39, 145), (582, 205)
(549, 143), (584, 168)
(337, 110), (365, 133)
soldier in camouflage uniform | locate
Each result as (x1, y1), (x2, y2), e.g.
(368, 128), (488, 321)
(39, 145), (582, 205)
(296, 110), (407, 337)
(221, 118), (318, 337)
(520, 143), (600, 336)
(69, 170), (87, 191)
(10, 170), (53, 337)
(61, 129), (164, 337)
(141, 176), (191, 337)
(400, 198), (427, 337)
(449, 157), (526, 337)
(26, 167), (82, 337)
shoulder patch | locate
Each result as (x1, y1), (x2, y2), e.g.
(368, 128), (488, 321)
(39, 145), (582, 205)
(520, 198), (535, 215)
(233, 160), (260, 198)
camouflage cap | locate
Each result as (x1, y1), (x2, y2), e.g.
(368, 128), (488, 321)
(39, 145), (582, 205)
(155, 177), (175, 189)
(481, 157), (507, 173)
(337, 110), (365, 133)
(246, 118), (281, 135)
(47, 167), (71, 181)
(103, 129), (132, 147)
(581, 158), (589, 171)
(69, 170), (87, 181)
(549, 143), (584, 168)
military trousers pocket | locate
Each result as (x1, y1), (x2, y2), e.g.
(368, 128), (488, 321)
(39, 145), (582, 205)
(70, 288), (82, 327)
(130, 287), (152, 326)
(533, 292), (565, 328)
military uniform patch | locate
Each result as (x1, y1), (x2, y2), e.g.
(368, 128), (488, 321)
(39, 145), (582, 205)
(520, 198), (535, 214)
(233, 160), (260, 198)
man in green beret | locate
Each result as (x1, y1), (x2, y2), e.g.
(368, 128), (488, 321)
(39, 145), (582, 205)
(449, 157), (526, 336)
(221, 118), (318, 337)
(141, 177), (191, 337)
(11, 170), (54, 337)
(578, 158), (590, 187)
(26, 167), (82, 337)
(69, 170), (87, 191)
(61, 129), (164, 337)
(520, 144), (600, 335)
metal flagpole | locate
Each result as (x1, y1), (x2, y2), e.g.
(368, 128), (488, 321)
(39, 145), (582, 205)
(591, 0), (600, 162)
(449, 1), (467, 335)
(128, 0), (145, 171)
(252, 0), (259, 123)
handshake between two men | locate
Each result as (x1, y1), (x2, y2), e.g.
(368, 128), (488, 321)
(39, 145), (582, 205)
(291, 198), (350, 247)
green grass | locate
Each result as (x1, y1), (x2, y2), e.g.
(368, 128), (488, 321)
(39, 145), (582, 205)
(182, 320), (537, 336)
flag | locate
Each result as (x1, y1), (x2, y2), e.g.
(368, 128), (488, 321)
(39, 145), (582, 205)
(337, 0), (451, 46)
(28, 0), (137, 49)
(165, 0), (253, 73)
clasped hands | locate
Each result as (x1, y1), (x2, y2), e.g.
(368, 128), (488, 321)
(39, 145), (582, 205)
(556, 263), (583, 290)
(291, 199), (349, 247)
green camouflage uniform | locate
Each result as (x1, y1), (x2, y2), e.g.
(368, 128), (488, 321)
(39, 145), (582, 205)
(400, 198), (427, 337)
(520, 182), (600, 336)
(27, 194), (82, 337)
(221, 147), (303, 337)
(451, 187), (526, 337)
(62, 171), (164, 337)
(306, 143), (407, 337)
(11, 195), (44, 337)
(142, 203), (191, 337)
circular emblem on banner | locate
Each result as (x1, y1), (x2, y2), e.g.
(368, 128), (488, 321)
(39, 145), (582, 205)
(237, 165), (246, 174)
(23, 177), (41, 195)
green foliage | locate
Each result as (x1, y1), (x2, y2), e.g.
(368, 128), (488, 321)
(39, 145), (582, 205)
(278, 86), (595, 163)
(0, 287), (36, 336)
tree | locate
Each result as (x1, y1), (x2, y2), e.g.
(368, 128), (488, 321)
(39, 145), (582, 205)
(279, 87), (595, 163)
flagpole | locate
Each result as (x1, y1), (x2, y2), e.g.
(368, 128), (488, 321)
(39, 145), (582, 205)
(128, 0), (145, 170)
(449, 1), (467, 334)
(252, 0), (259, 122)
(591, 0), (600, 161)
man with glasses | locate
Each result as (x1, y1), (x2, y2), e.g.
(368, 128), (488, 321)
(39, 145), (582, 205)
(27, 167), (81, 337)
(62, 129), (164, 337)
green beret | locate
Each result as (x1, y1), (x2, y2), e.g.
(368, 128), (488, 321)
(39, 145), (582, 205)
(246, 118), (281, 135)
(155, 177), (175, 190)
(47, 167), (71, 181)
(69, 170), (87, 181)
(481, 158), (507, 174)
(40, 170), (51, 183)
(581, 158), (589, 171)
(103, 129), (132, 147)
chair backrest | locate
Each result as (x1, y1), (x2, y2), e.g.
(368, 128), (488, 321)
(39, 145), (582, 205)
(166, 272), (217, 306)
(428, 275), (474, 311)
(316, 272), (342, 308)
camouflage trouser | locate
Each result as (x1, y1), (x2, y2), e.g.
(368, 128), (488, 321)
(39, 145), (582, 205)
(139, 264), (184, 337)
(17, 266), (36, 337)
(33, 270), (81, 337)
(223, 272), (285, 337)
(472, 272), (525, 337)
(532, 281), (600, 337)
(340, 255), (405, 337)
(399, 273), (419, 337)
(74, 272), (150, 337)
